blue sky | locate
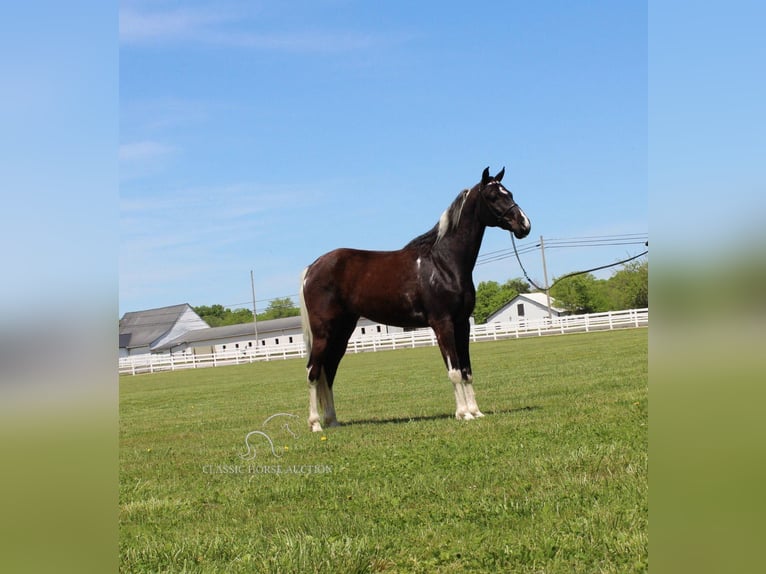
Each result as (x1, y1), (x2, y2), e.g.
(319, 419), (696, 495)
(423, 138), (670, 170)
(119, 0), (648, 315)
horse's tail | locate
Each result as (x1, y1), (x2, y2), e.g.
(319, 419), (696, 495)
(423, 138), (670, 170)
(299, 267), (312, 359)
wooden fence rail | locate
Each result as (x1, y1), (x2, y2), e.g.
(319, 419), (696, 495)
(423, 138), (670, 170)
(119, 308), (648, 376)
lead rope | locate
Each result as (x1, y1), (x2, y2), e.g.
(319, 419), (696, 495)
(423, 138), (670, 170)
(511, 236), (648, 292)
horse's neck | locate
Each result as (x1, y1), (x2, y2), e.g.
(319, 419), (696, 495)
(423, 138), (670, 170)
(434, 197), (486, 273)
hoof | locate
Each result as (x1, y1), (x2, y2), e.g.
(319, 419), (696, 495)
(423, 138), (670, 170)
(472, 411), (485, 418)
(455, 411), (475, 421)
(325, 420), (341, 428)
(309, 421), (323, 432)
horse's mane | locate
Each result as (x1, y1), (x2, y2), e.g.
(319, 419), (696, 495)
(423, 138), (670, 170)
(404, 188), (472, 250)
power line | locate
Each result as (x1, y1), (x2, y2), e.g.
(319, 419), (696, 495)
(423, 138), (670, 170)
(476, 232), (647, 267)
(509, 233), (648, 293)
(122, 232), (649, 322)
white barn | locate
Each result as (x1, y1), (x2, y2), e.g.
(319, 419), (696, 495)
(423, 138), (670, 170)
(485, 293), (567, 324)
(153, 316), (303, 355)
(119, 303), (209, 357)
(121, 303), (406, 356)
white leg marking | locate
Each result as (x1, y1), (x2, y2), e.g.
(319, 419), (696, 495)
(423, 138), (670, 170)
(308, 366), (324, 432)
(463, 381), (484, 418)
(452, 380), (474, 420)
(446, 358), (472, 420)
(308, 383), (323, 432)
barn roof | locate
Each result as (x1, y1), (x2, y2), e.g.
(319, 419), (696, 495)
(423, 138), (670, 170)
(155, 315), (303, 351)
(119, 303), (204, 349)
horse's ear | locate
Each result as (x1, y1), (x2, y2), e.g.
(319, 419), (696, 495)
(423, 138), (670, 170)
(495, 167), (505, 182)
(481, 167), (491, 186)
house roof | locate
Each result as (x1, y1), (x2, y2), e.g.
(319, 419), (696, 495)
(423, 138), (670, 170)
(119, 303), (202, 349)
(517, 292), (566, 311)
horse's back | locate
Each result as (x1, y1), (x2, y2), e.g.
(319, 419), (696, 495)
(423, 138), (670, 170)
(304, 246), (426, 327)
(307, 247), (410, 285)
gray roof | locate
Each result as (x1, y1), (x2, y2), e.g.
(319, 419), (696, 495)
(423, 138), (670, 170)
(119, 303), (201, 349)
(155, 315), (303, 350)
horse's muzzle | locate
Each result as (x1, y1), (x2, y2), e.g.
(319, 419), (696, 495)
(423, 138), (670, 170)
(512, 221), (531, 239)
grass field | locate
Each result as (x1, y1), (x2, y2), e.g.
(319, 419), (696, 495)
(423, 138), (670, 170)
(120, 328), (647, 573)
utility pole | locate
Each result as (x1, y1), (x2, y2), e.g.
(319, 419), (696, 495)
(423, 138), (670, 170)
(539, 235), (553, 321)
(250, 270), (259, 347)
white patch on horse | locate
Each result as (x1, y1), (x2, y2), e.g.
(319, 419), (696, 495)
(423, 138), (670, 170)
(446, 357), (474, 420)
(518, 207), (530, 230)
(416, 256), (421, 270)
(463, 382), (484, 418)
(436, 209), (450, 241)
(307, 369), (322, 432)
(436, 189), (471, 243)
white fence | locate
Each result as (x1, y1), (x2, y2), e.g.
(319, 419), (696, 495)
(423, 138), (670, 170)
(119, 308), (648, 376)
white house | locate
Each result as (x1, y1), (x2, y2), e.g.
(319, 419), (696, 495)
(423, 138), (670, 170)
(485, 293), (567, 324)
(119, 303), (210, 357)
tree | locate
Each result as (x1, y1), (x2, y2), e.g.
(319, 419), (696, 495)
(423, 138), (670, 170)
(549, 273), (608, 314)
(604, 260), (648, 309)
(193, 304), (253, 327)
(474, 277), (530, 323)
(256, 297), (300, 321)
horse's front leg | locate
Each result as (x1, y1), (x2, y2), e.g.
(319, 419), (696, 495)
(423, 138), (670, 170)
(456, 318), (484, 418)
(431, 318), (474, 421)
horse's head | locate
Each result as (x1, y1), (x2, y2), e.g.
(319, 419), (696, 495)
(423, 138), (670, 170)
(478, 167), (531, 239)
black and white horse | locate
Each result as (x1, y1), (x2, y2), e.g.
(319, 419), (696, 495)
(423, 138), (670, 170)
(299, 167), (531, 431)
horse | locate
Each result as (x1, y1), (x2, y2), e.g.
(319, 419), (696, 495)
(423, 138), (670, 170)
(299, 167), (531, 432)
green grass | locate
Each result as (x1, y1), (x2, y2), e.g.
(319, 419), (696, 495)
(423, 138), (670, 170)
(120, 329), (647, 573)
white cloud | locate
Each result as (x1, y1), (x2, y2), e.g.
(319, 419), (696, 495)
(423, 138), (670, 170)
(208, 30), (378, 54)
(119, 6), (233, 44)
(119, 141), (175, 162)
(119, 4), (395, 53)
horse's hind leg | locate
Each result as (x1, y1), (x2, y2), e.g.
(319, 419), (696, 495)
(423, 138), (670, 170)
(306, 317), (356, 431)
(307, 363), (324, 432)
(306, 330), (328, 432)
(307, 363), (339, 432)
(317, 368), (339, 428)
